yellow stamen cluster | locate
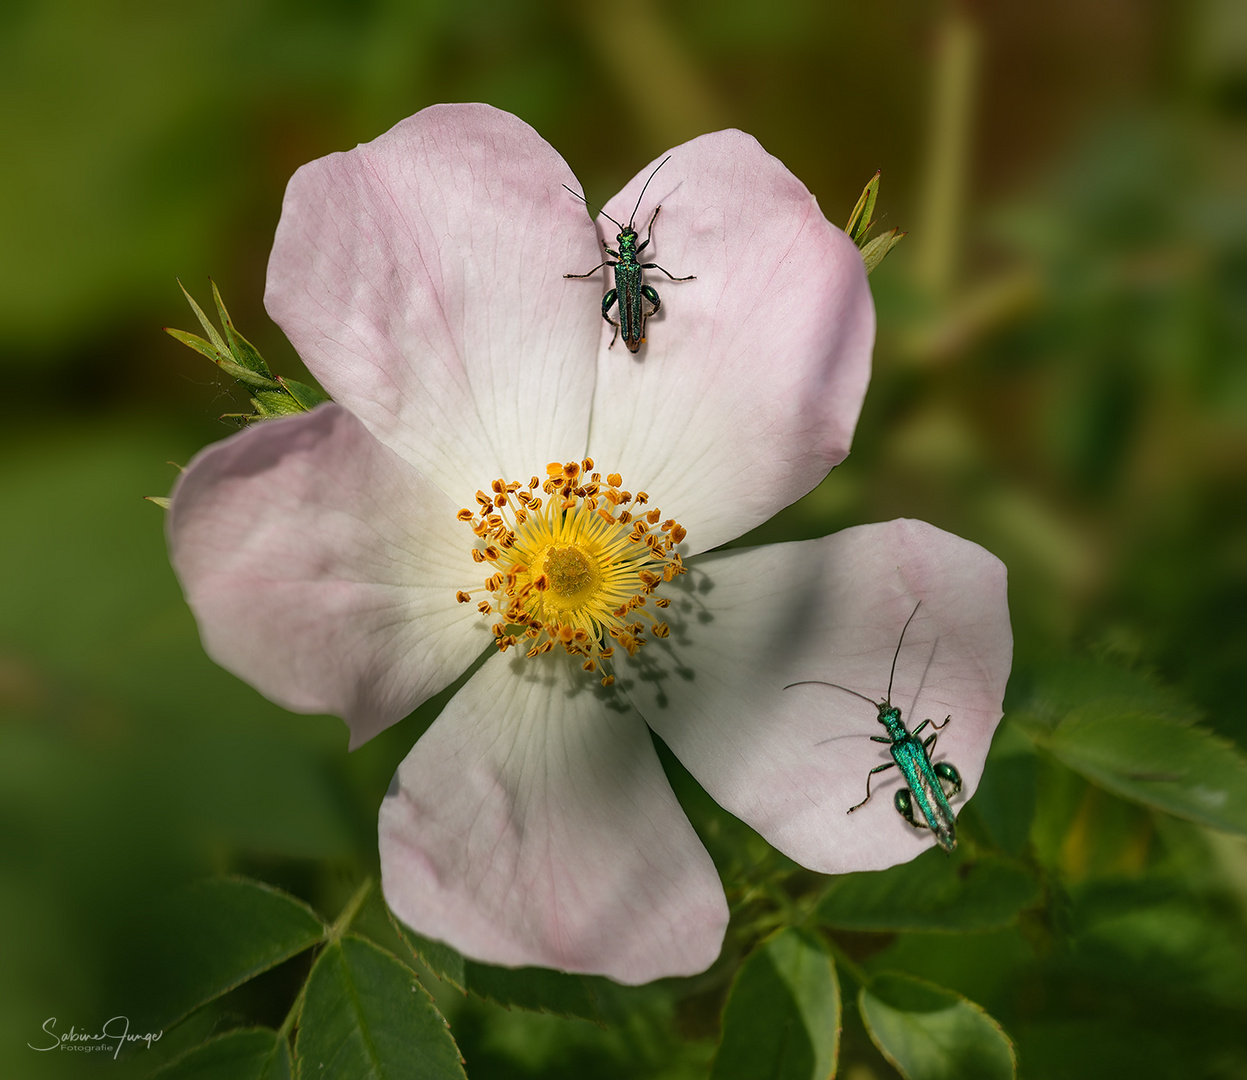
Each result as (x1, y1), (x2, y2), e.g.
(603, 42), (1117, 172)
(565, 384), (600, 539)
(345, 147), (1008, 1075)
(456, 459), (686, 686)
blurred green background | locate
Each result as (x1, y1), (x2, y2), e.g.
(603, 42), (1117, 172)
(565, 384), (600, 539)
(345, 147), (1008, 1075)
(2, 1), (1245, 1077)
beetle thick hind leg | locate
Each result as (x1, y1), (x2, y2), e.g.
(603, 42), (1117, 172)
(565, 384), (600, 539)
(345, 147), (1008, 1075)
(641, 285), (661, 317)
(893, 788), (927, 829)
(600, 289), (621, 348)
(934, 761), (962, 797)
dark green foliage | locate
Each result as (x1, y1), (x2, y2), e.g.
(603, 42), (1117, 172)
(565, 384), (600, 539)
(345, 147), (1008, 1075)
(817, 849), (1040, 933)
(859, 974), (1015, 1080)
(295, 936), (465, 1080)
(396, 925), (608, 1023)
(710, 929), (839, 1080)
(154, 1029), (292, 1080)
(143, 878), (326, 1029)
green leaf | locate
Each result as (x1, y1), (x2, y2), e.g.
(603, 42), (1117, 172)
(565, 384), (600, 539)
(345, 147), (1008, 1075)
(460, 963), (607, 1022)
(295, 935), (465, 1080)
(395, 923), (605, 1021)
(846, 171), (881, 245)
(861, 227), (906, 273)
(1037, 705), (1247, 835)
(710, 928), (839, 1080)
(395, 925), (466, 986)
(817, 849), (1039, 932)
(961, 720), (1037, 856)
(155, 1028), (291, 1080)
(859, 973), (1015, 1080)
(147, 878), (326, 1028)
(1011, 659), (1194, 733)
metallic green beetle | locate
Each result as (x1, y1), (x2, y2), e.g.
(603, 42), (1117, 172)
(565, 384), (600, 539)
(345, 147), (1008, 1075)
(786, 602), (964, 852)
(564, 156), (695, 353)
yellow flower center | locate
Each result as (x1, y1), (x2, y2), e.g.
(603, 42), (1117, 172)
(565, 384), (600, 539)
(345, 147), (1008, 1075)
(455, 459), (686, 686)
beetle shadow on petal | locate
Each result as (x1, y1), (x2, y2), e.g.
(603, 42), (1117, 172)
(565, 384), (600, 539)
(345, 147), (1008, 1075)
(615, 563), (717, 708)
(497, 649), (634, 715)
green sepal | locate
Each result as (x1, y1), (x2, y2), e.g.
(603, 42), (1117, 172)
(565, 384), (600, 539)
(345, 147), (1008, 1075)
(859, 973), (1016, 1080)
(845, 172), (905, 273)
(251, 390), (310, 419)
(278, 376), (331, 410)
(862, 227), (907, 273)
(164, 326), (281, 391)
(167, 280), (330, 422)
(177, 278), (230, 358)
(846, 170), (881, 246)
(212, 279), (274, 379)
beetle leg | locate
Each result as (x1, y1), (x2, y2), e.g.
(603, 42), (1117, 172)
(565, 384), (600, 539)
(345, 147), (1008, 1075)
(934, 761), (962, 797)
(848, 761), (896, 813)
(642, 262), (696, 282)
(600, 289), (620, 348)
(637, 205), (661, 255)
(637, 206), (695, 280)
(565, 258), (616, 279)
(641, 284), (660, 316)
(894, 788), (927, 829)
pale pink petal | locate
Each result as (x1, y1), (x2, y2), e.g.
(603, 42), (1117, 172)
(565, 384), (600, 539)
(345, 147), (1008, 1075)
(265, 104), (602, 504)
(379, 651), (728, 984)
(584, 131), (874, 554)
(168, 405), (488, 747)
(625, 520), (1011, 872)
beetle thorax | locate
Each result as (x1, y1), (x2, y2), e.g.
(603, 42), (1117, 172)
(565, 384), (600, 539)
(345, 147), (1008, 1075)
(877, 704), (907, 739)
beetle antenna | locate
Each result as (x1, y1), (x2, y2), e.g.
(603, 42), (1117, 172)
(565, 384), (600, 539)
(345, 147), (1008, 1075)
(562, 185), (624, 231)
(627, 155), (671, 228)
(887, 601), (922, 704)
(783, 679), (878, 707)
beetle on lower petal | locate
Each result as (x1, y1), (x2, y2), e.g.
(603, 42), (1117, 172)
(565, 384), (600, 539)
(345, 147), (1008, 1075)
(785, 601), (964, 852)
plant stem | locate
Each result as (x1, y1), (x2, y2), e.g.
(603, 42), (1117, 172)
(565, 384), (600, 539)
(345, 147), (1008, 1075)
(329, 877), (374, 942)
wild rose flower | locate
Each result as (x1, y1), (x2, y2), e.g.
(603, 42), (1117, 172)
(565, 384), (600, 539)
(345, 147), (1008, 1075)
(168, 104), (1011, 984)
